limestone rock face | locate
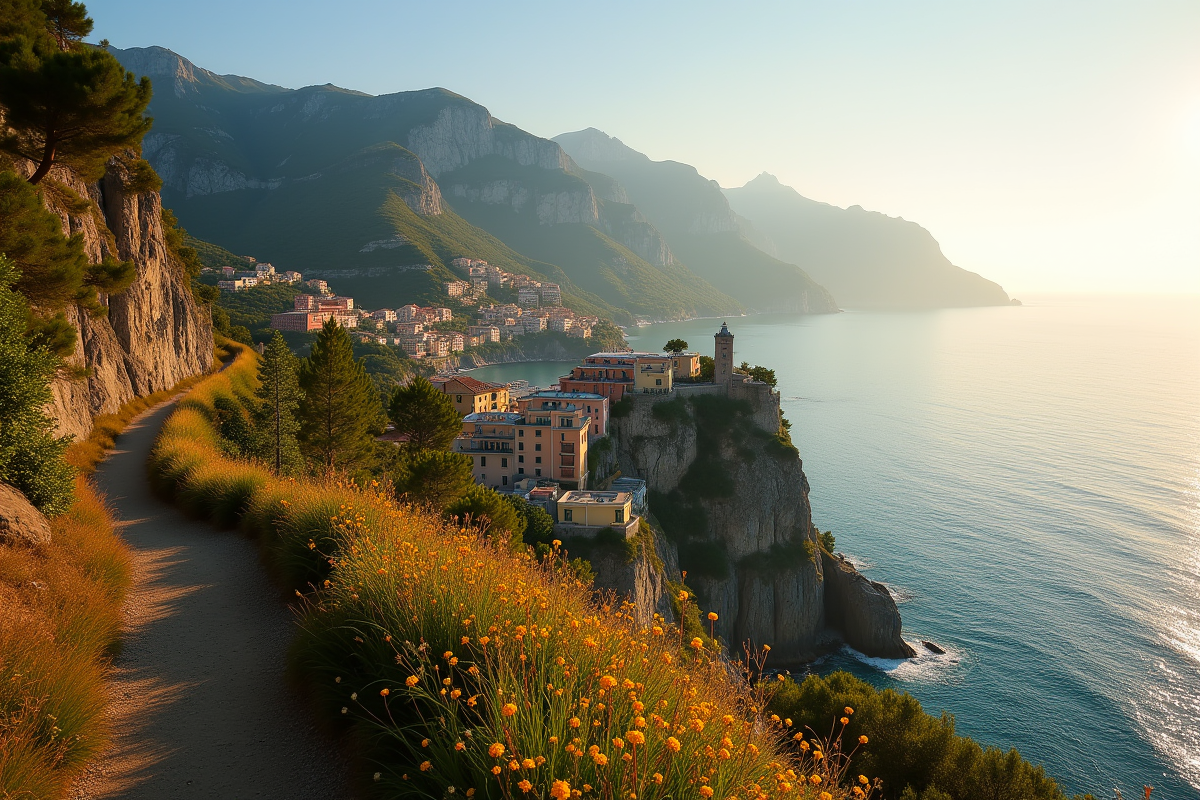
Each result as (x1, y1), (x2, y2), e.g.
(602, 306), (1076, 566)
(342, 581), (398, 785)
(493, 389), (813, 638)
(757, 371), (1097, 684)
(407, 105), (570, 179)
(822, 552), (916, 658)
(30, 159), (214, 441)
(0, 484), (52, 547)
(602, 384), (910, 665)
(447, 180), (599, 225)
(587, 532), (675, 628)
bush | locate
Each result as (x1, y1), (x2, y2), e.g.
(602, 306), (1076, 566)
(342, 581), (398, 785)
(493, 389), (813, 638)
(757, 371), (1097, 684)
(444, 484), (526, 547)
(769, 672), (1087, 800)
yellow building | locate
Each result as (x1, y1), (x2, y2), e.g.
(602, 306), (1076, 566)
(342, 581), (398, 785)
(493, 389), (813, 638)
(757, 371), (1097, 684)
(670, 353), (701, 379)
(556, 490), (637, 538)
(433, 375), (510, 415)
(632, 355), (673, 394)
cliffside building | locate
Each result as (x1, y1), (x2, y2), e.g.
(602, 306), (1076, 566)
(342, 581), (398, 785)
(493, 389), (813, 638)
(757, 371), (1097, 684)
(555, 491), (638, 539)
(453, 403), (590, 489)
(518, 391), (609, 439)
(559, 352), (674, 401)
(715, 322), (734, 387)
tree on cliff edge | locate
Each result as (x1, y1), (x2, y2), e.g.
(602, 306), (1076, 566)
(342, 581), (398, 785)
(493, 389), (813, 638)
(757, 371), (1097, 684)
(0, 0), (152, 184)
(251, 331), (303, 476)
(297, 318), (385, 473)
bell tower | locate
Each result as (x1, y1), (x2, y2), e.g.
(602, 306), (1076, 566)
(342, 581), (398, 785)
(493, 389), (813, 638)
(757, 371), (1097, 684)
(714, 322), (734, 388)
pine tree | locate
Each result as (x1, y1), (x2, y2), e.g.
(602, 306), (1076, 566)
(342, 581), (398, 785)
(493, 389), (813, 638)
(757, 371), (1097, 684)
(387, 375), (463, 451)
(297, 318), (385, 473)
(39, 0), (93, 51)
(251, 331), (303, 475)
(0, 255), (74, 514)
(0, 39), (152, 184)
(392, 449), (474, 509)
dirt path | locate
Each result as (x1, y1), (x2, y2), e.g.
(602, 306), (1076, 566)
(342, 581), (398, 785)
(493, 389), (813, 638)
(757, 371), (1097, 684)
(70, 401), (355, 799)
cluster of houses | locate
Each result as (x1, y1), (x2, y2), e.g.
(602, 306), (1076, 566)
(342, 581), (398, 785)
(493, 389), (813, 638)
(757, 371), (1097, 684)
(216, 262), (303, 291)
(448, 258), (561, 309)
(477, 303), (597, 340)
(417, 335), (728, 539)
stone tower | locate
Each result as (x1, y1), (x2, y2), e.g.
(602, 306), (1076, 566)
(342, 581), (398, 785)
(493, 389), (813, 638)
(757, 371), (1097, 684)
(715, 322), (734, 388)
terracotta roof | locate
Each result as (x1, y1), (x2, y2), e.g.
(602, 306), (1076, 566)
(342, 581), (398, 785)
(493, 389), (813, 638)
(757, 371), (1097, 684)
(437, 375), (505, 394)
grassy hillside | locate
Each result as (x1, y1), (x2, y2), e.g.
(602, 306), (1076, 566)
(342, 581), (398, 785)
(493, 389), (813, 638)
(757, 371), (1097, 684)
(168, 143), (623, 318)
(147, 343), (866, 800)
(554, 129), (838, 314)
(724, 174), (1011, 310)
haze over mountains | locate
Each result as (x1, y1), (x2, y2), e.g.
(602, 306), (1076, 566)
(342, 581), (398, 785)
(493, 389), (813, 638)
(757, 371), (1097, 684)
(112, 45), (1009, 319)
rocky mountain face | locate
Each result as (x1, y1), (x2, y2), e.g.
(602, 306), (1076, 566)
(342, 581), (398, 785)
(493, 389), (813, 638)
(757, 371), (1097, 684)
(106, 46), (745, 321)
(555, 129), (839, 315)
(22, 158), (214, 441)
(724, 173), (1011, 309)
(593, 384), (912, 663)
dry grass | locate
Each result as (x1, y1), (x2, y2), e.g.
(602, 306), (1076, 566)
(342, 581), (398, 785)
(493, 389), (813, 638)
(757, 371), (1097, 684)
(146, 343), (874, 800)
(0, 479), (129, 799)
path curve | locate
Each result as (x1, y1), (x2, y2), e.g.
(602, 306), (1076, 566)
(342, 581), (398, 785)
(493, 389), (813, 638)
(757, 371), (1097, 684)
(70, 400), (356, 799)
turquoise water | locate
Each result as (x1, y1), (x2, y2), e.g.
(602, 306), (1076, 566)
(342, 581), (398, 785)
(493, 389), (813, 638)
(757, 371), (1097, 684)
(471, 296), (1200, 798)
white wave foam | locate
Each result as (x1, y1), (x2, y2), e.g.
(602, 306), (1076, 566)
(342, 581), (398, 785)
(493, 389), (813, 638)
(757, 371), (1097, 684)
(842, 641), (963, 683)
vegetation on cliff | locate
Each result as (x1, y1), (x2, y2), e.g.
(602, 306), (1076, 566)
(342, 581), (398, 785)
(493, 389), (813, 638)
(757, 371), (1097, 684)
(147, 342), (875, 799)
(769, 672), (1097, 800)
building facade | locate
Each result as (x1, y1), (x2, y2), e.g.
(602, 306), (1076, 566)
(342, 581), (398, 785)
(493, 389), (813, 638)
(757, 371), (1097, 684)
(454, 403), (590, 489)
(433, 375), (511, 415)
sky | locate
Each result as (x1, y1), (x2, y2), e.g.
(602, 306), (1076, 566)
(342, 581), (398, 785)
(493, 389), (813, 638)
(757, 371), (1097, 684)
(89, 0), (1200, 295)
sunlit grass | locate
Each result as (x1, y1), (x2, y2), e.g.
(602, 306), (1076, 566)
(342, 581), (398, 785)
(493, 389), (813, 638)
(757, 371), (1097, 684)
(146, 341), (875, 800)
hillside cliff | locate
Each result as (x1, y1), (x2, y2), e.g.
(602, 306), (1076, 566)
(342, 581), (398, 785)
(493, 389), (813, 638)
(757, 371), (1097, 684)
(21, 158), (214, 440)
(555, 129), (839, 315)
(594, 383), (913, 663)
(724, 173), (1011, 309)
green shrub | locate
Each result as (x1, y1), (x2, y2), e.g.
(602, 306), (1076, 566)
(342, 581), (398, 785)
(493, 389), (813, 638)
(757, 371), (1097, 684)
(769, 672), (1085, 800)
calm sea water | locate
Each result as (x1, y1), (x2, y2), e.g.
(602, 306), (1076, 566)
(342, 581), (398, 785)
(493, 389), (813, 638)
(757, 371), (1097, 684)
(470, 296), (1200, 798)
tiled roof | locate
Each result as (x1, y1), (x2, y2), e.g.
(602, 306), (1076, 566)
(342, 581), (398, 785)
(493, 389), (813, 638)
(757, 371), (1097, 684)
(435, 375), (504, 394)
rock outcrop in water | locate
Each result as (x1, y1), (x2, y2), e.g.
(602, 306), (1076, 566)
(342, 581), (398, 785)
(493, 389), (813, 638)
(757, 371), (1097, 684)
(590, 357), (912, 663)
(19, 157), (214, 441)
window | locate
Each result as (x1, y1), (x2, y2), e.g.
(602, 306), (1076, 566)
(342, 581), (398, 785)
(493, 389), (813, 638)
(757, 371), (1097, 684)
(518, 442), (524, 451)
(518, 455), (524, 463)
(535, 429), (542, 437)
(656, 379), (662, 386)
(518, 429), (524, 437)
(502, 476), (508, 486)
(615, 509), (624, 523)
(535, 469), (542, 477)
(535, 457), (542, 464)
(564, 508), (573, 522)
(501, 458), (508, 467)
(535, 444), (542, 451)
(491, 392), (497, 400)
(456, 395), (462, 403)
(518, 467), (525, 474)
(480, 456), (486, 467)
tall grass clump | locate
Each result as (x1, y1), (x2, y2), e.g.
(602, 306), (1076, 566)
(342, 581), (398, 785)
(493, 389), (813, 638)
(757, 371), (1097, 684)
(148, 342), (876, 800)
(0, 481), (129, 798)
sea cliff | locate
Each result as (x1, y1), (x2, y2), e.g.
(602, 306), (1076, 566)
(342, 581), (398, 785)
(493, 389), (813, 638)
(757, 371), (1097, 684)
(592, 380), (913, 663)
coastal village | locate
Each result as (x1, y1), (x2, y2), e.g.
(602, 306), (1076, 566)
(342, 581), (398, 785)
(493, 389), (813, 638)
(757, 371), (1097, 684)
(214, 257), (601, 361)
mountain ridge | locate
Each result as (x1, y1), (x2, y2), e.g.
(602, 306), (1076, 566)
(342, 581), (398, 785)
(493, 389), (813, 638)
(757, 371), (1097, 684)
(725, 172), (1011, 309)
(110, 45), (751, 321)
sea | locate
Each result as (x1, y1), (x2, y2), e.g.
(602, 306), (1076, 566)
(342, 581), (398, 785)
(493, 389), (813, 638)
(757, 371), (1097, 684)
(466, 295), (1200, 799)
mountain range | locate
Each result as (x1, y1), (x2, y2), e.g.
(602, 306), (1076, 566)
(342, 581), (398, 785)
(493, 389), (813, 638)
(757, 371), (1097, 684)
(110, 45), (1008, 320)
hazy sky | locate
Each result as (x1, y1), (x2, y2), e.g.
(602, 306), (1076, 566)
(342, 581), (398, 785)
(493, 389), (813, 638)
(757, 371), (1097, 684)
(90, 0), (1199, 295)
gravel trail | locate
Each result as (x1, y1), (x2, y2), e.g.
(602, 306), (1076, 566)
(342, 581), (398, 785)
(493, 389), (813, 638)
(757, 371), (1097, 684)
(69, 400), (356, 799)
